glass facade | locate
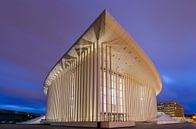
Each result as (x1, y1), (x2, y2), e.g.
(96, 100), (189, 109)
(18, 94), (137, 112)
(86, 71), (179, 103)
(102, 71), (125, 121)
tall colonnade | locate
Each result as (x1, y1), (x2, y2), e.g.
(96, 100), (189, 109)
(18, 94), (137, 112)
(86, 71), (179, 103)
(44, 10), (162, 122)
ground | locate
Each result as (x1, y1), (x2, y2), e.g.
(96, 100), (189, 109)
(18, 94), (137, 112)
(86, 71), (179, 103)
(0, 123), (195, 129)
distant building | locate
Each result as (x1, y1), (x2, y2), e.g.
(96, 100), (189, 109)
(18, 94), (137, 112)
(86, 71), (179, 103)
(158, 102), (184, 117)
(185, 114), (196, 122)
(0, 109), (40, 124)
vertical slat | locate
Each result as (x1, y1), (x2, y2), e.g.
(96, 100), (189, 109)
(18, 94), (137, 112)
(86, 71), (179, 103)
(131, 75), (134, 120)
(83, 51), (86, 121)
(72, 62), (74, 121)
(122, 76), (125, 121)
(125, 75), (127, 121)
(77, 54), (80, 121)
(130, 75), (133, 120)
(105, 46), (108, 121)
(86, 48), (89, 121)
(75, 58), (78, 121)
(68, 65), (70, 121)
(81, 51), (83, 121)
(70, 64), (72, 121)
(79, 52), (82, 121)
(101, 43), (104, 121)
(66, 67), (68, 121)
(128, 75), (130, 121)
(109, 46), (112, 121)
(116, 73), (118, 120)
(96, 40), (100, 121)
(92, 43), (95, 121)
(89, 45), (92, 121)
(70, 63), (72, 121)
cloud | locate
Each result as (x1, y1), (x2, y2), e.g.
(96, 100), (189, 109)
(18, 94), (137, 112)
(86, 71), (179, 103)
(0, 104), (45, 114)
(0, 95), (45, 114)
(161, 74), (174, 84)
(0, 61), (46, 113)
(0, 61), (43, 93)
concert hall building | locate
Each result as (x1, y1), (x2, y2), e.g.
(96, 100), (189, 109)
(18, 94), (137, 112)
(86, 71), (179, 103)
(44, 10), (162, 127)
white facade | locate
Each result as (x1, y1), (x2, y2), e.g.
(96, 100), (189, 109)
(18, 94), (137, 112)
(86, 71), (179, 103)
(44, 10), (162, 122)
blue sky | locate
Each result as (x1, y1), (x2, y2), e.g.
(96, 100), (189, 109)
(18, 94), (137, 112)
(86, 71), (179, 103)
(0, 0), (196, 114)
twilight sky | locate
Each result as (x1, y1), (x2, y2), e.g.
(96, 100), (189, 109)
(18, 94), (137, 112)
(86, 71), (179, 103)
(0, 0), (196, 114)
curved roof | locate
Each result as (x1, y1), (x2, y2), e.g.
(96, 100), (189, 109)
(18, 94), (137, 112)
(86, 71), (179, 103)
(44, 10), (162, 95)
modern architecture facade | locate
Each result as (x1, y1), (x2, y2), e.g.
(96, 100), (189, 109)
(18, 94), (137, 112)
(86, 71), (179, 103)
(158, 102), (184, 117)
(44, 10), (162, 123)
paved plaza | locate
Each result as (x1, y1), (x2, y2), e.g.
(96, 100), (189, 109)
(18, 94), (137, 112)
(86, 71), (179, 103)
(0, 123), (195, 129)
